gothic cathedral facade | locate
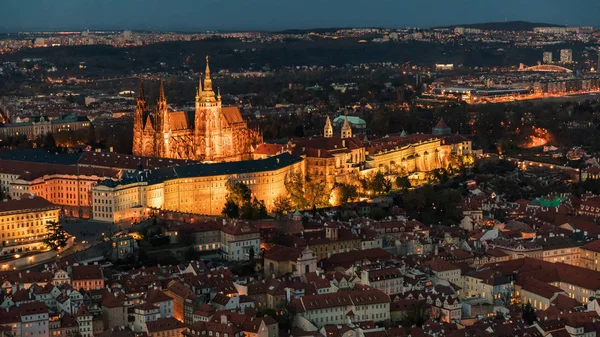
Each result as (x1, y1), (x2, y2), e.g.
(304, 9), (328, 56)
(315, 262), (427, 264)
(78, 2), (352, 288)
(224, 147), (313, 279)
(132, 57), (262, 162)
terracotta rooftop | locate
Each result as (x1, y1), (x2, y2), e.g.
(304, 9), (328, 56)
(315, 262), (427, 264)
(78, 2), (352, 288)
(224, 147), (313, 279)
(0, 194), (59, 213)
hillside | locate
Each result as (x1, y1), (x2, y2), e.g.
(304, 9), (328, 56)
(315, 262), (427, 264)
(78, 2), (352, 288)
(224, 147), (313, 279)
(434, 21), (564, 31)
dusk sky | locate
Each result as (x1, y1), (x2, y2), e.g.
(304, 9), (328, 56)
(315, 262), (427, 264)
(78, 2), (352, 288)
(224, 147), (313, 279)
(1, 0), (599, 32)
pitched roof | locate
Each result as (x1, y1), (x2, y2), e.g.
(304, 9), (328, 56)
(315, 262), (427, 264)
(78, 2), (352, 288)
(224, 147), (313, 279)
(293, 288), (389, 313)
(71, 264), (103, 281)
(427, 259), (460, 273)
(254, 143), (285, 156)
(145, 289), (172, 304)
(222, 107), (245, 126)
(168, 111), (193, 131)
(75, 305), (91, 318)
(322, 248), (392, 270)
(19, 301), (48, 316)
(0, 195), (59, 213)
(145, 317), (186, 333)
(264, 244), (302, 262)
(435, 118), (449, 129)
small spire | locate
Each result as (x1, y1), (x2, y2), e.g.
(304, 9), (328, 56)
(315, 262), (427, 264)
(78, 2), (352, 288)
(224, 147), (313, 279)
(158, 79), (166, 102)
(203, 55), (213, 93)
(137, 78), (145, 101)
(205, 55), (211, 78)
(217, 87), (221, 101)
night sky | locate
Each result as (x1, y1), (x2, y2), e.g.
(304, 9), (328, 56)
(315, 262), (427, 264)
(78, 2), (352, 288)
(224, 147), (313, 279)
(1, 0), (599, 32)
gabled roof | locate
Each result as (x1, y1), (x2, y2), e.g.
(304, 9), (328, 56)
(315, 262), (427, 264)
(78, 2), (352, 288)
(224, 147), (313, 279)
(71, 264), (103, 281)
(434, 118), (449, 129)
(222, 107), (245, 126)
(145, 317), (185, 333)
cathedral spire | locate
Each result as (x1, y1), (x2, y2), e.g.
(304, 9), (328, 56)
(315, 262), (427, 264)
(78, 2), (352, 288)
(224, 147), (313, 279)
(217, 87), (221, 102)
(158, 79), (166, 103)
(203, 55), (213, 93)
(137, 78), (145, 102)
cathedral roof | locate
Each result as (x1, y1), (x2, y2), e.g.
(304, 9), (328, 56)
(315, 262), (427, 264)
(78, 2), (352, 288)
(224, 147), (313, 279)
(222, 107), (245, 126)
(168, 111), (195, 131)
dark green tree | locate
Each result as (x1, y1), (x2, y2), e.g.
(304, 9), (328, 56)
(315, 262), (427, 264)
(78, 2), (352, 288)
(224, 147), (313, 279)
(272, 194), (293, 218)
(226, 182), (252, 206)
(522, 302), (537, 325)
(401, 300), (430, 328)
(222, 200), (240, 218)
(395, 176), (411, 191)
(285, 171), (308, 209)
(43, 221), (70, 250)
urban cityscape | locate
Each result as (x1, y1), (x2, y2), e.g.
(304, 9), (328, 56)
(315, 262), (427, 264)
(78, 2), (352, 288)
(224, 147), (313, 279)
(2, 2), (600, 337)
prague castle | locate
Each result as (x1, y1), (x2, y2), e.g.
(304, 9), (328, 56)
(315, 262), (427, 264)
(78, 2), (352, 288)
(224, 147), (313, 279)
(132, 57), (261, 162)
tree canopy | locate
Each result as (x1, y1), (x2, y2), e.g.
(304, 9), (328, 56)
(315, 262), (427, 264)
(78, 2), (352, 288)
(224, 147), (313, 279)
(43, 221), (70, 250)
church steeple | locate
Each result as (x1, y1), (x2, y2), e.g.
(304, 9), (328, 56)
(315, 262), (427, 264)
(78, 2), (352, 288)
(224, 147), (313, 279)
(135, 78), (146, 127)
(203, 56), (213, 93)
(156, 79), (169, 132)
(158, 79), (166, 104)
(137, 78), (146, 103)
(341, 116), (352, 139)
(324, 116), (333, 138)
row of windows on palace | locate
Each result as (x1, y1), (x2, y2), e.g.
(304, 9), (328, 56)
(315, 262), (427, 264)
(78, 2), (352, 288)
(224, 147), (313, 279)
(1, 221), (48, 230)
(13, 180), (95, 187)
(311, 312), (387, 323)
(2, 229), (47, 238)
(1, 213), (56, 222)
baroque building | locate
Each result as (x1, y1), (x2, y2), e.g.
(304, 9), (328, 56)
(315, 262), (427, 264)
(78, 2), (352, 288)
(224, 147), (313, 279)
(290, 117), (472, 189)
(132, 57), (261, 162)
(91, 153), (304, 222)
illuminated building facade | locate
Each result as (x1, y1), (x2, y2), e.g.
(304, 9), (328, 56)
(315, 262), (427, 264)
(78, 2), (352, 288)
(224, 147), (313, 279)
(92, 153), (304, 223)
(2, 160), (119, 218)
(291, 117), (365, 188)
(0, 114), (91, 140)
(291, 118), (472, 189)
(132, 57), (262, 162)
(0, 194), (60, 256)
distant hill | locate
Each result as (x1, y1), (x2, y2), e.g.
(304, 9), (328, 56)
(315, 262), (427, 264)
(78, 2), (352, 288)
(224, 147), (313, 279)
(434, 21), (565, 31)
(273, 27), (380, 35)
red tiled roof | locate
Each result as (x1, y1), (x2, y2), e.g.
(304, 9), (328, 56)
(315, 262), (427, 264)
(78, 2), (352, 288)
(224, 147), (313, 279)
(264, 245), (301, 262)
(19, 301), (48, 316)
(71, 264), (103, 281)
(145, 289), (172, 304)
(322, 248), (392, 270)
(145, 317), (185, 333)
(254, 143), (285, 156)
(427, 259), (460, 273)
(582, 239), (600, 253)
(221, 221), (259, 236)
(293, 288), (389, 313)
(0, 195), (59, 213)
(75, 305), (91, 318)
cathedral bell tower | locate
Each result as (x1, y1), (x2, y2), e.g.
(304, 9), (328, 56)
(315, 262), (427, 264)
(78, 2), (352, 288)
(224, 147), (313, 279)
(194, 56), (222, 161)
(341, 116), (352, 139)
(324, 116), (333, 138)
(133, 78), (146, 155)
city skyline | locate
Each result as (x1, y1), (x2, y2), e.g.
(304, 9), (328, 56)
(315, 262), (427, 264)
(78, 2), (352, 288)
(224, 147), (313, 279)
(1, 0), (600, 33)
